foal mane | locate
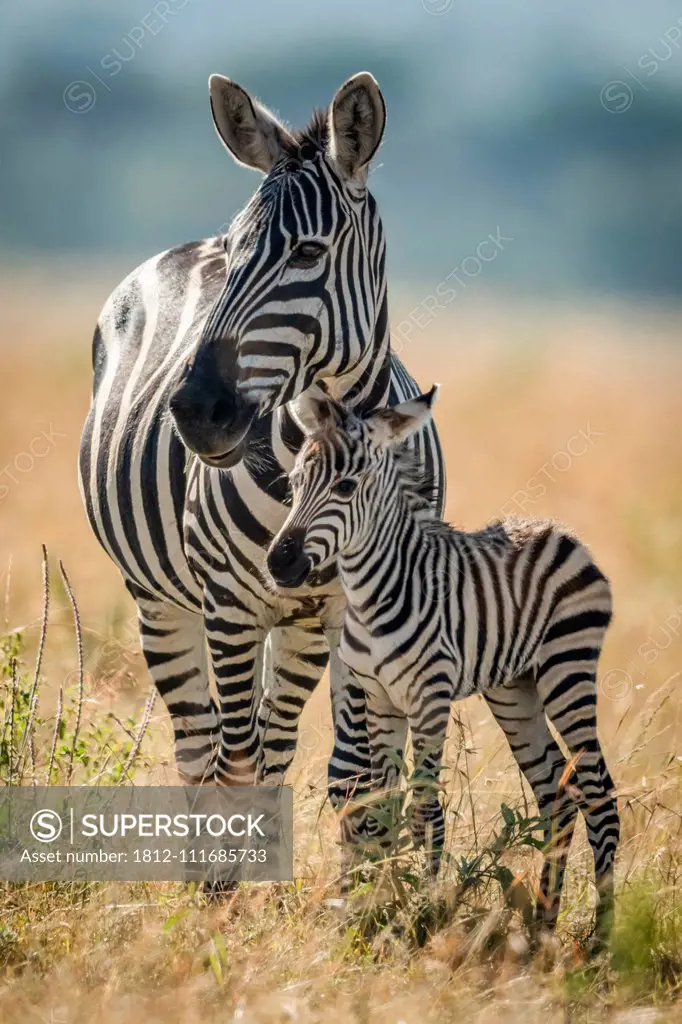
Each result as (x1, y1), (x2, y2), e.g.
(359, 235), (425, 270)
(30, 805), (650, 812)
(392, 446), (440, 516)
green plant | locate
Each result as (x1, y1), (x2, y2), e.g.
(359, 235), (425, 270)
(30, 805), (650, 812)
(0, 548), (155, 787)
(342, 739), (544, 952)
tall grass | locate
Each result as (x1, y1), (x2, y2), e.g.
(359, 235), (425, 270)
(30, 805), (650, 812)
(3, 558), (682, 1020)
(0, 547), (155, 788)
(2, 296), (682, 1019)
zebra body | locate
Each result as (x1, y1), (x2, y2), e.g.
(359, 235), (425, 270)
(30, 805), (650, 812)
(79, 74), (444, 838)
(267, 387), (620, 938)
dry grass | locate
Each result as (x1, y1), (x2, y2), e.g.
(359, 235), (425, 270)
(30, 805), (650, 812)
(1, 274), (682, 1020)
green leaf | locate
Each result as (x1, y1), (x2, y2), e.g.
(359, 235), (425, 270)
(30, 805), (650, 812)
(494, 865), (515, 892)
(365, 808), (395, 830)
(163, 908), (190, 933)
(500, 803), (515, 829)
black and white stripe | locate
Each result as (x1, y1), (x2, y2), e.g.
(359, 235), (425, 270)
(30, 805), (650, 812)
(78, 75), (444, 830)
(268, 388), (619, 939)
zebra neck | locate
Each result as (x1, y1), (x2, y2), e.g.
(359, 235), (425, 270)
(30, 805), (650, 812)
(338, 487), (428, 616)
(276, 290), (393, 467)
(327, 288), (393, 415)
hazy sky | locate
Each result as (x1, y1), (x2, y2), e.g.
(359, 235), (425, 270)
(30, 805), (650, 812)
(2, 1), (682, 296)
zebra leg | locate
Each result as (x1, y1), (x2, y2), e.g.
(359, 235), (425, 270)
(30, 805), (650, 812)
(322, 629), (373, 881)
(364, 687), (409, 859)
(203, 597), (268, 785)
(131, 586), (218, 784)
(318, 595), (373, 832)
(484, 678), (580, 937)
(408, 698), (449, 876)
(536, 657), (619, 946)
(257, 617), (329, 784)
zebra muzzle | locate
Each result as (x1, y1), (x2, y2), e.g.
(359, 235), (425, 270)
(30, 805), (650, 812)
(267, 530), (312, 588)
(169, 372), (256, 466)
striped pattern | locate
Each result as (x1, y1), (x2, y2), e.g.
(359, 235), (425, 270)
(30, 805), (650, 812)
(268, 391), (619, 939)
(200, 142), (393, 416)
(78, 75), (445, 837)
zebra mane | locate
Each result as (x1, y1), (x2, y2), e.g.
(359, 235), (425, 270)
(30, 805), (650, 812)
(303, 402), (441, 518)
(295, 109), (329, 153)
(274, 110), (329, 167)
(392, 446), (440, 517)
(393, 454), (462, 542)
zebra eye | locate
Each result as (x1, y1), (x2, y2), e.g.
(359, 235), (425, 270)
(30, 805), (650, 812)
(333, 478), (357, 497)
(289, 241), (326, 268)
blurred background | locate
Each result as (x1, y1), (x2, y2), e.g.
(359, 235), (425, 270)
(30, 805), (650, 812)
(2, 0), (682, 295)
(1, 0), (681, 809)
(2, 6), (682, 1013)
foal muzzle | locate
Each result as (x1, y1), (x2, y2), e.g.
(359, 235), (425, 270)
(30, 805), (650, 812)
(267, 529), (312, 588)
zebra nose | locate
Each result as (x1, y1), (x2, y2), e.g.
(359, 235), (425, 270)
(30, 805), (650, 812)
(267, 530), (311, 587)
(169, 384), (234, 427)
(271, 534), (301, 568)
(207, 395), (234, 426)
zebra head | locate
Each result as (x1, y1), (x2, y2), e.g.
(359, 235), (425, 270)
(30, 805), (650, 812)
(170, 73), (388, 468)
(267, 386), (438, 588)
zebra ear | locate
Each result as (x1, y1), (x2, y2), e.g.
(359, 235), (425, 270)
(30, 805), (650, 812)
(367, 385), (439, 447)
(209, 75), (296, 174)
(291, 385), (346, 435)
(328, 73), (386, 184)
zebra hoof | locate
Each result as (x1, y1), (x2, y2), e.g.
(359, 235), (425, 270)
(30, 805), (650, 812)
(201, 878), (239, 902)
(584, 929), (611, 961)
(528, 925), (562, 968)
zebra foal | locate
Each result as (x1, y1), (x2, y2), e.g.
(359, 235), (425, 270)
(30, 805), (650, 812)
(267, 385), (620, 940)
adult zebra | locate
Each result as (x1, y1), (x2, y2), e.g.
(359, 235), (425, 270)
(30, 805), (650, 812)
(79, 73), (445, 837)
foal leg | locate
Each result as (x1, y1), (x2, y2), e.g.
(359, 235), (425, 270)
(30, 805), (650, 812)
(484, 678), (580, 936)
(408, 691), (450, 876)
(321, 602), (373, 860)
(326, 642), (374, 883)
(364, 685), (409, 859)
(536, 658), (619, 945)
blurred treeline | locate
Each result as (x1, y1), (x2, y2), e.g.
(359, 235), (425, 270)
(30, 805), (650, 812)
(2, 0), (682, 298)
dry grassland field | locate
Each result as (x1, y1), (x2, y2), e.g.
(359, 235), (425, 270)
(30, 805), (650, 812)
(1, 269), (682, 1022)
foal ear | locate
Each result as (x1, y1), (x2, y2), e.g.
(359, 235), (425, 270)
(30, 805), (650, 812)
(328, 72), (386, 184)
(291, 385), (347, 435)
(209, 75), (296, 174)
(366, 385), (439, 447)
